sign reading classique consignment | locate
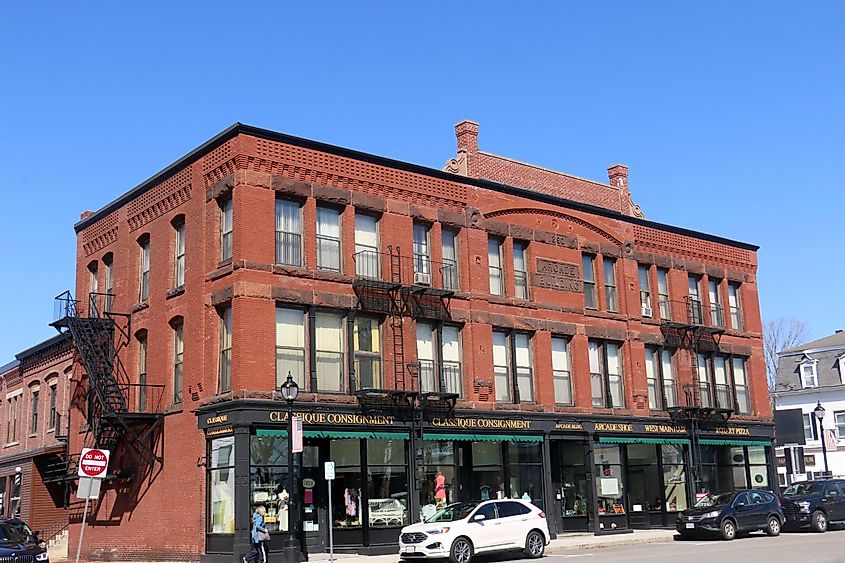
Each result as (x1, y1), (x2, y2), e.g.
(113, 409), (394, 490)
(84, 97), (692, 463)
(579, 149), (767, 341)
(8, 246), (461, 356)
(532, 258), (583, 293)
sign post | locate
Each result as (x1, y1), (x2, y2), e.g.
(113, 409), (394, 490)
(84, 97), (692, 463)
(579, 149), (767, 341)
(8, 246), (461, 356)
(75, 448), (110, 563)
(324, 461), (335, 563)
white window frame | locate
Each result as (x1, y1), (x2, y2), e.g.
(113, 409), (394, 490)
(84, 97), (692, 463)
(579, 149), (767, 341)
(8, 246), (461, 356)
(220, 198), (233, 261)
(275, 198), (303, 267)
(174, 220), (186, 288)
(354, 213), (380, 279)
(316, 206), (342, 272)
(488, 237), (504, 296)
(800, 359), (818, 389)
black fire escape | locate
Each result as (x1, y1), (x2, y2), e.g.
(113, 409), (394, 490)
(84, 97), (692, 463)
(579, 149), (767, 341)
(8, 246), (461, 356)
(44, 291), (164, 484)
(662, 297), (727, 494)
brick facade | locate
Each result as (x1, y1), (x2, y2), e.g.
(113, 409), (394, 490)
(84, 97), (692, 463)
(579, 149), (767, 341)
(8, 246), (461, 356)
(65, 122), (769, 559)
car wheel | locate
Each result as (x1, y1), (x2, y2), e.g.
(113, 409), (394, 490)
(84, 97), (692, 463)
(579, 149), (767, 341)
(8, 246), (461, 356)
(524, 530), (545, 558)
(449, 537), (474, 563)
(720, 519), (736, 541)
(811, 510), (828, 533)
(765, 516), (781, 536)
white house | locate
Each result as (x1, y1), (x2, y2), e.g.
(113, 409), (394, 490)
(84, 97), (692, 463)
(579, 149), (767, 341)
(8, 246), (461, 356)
(772, 330), (845, 485)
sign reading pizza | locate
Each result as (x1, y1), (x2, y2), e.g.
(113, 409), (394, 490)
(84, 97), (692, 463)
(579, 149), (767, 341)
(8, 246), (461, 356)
(78, 448), (110, 478)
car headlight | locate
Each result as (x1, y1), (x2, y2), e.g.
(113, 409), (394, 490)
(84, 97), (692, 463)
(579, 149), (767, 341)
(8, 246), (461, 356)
(35, 553), (48, 562)
(704, 510), (720, 518)
(797, 501), (811, 513)
(424, 527), (450, 534)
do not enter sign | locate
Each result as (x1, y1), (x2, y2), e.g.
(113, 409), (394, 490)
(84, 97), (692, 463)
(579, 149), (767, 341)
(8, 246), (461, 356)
(78, 448), (110, 478)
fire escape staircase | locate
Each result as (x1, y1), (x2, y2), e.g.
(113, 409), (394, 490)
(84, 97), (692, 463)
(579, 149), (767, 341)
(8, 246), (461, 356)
(45, 291), (164, 482)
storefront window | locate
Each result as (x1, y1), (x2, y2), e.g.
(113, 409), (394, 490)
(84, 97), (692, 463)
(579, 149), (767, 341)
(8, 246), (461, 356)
(555, 443), (589, 517)
(366, 439), (408, 528)
(595, 444), (625, 515)
(508, 442), (544, 507)
(472, 442), (504, 501)
(420, 441), (456, 520)
(331, 439), (362, 529)
(209, 436), (235, 534)
(627, 444), (661, 513)
(661, 444), (688, 511)
(717, 447), (748, 490)
(250, 435), (290, 533)
(9, 475), (20, 517)
(747, 446), (769, 488)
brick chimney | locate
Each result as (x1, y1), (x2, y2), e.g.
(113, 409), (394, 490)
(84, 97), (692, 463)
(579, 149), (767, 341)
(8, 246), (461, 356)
(451, 120), (480, 178)
(607, 164), (631, 215)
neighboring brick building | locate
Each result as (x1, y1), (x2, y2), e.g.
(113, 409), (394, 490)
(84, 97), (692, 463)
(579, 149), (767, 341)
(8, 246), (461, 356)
(58, 121), (771, 561)
(0, 333), (72, 543)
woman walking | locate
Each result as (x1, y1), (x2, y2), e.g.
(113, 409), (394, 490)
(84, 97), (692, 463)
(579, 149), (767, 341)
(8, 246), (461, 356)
(251, 505), (269, 563)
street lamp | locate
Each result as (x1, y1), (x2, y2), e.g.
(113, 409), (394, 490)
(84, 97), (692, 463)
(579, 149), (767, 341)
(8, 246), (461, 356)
(279, 372), (300, 563)
(814, 401), (830, 476)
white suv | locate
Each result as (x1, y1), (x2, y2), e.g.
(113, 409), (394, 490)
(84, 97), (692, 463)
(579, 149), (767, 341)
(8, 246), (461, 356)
(399, 499), (550, 563)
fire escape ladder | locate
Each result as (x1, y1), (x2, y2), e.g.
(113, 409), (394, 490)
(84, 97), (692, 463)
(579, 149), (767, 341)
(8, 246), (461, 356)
(389, 247), (407, 391)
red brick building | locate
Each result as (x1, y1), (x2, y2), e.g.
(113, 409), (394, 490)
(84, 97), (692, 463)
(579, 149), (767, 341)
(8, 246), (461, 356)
(0, 333), (73, 544)
(57, 121), (772, 561)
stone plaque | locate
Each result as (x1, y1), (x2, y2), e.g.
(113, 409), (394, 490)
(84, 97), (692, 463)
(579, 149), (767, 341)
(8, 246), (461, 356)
(533, 258), (583, 293)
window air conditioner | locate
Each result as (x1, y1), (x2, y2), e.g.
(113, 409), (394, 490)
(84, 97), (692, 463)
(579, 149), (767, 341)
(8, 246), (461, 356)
(414, 272), (431, 286)
(642, 306), (653, 317)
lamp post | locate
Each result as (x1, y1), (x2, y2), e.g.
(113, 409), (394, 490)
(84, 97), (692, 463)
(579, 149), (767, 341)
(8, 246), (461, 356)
(279, 372), (300, 563)
(814, 401), (830, 476)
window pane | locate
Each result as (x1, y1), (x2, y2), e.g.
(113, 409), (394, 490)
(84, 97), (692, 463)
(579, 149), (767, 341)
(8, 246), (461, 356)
(606, 343), (621, 375)
(368, 467), (409, 527)
(514, 333), (530, 367)
(276, 308), (306, 388)
(416, 323), (435, 393)
(317, 207), (341, 271)
(355, 214), (379, 278)
(493, 331), (510, 402)
(316, 313), (344, 392)
(276, 199), (302, 266)
(552, 337), (572, 405)
(442, 228), (459, 290)
(662, 350), (676, 408)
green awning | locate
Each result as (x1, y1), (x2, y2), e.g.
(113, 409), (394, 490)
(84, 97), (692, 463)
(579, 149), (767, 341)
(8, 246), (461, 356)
(598, 437), (690, 445)
(256, 429), (288, 437)
(256, 429), (407, 440)
(699, 439), (771, 447)
(422, 432), (543, 443)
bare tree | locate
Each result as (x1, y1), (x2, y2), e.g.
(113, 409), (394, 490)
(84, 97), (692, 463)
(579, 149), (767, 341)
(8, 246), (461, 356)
(764, 317), (810, 390)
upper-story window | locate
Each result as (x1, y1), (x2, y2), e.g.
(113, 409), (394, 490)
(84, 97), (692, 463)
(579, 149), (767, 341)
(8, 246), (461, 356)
(728, 282), (742, 330)
(582, 255), (597, 309)
(220, 197), (233, 261)
(355, 214), (380, 279)
(103, 253), (114, 312)
(603, 258), (617, 312)
(276, 307), (306, 389)
(688, 275), (703, 324)
(137, 331), (148, 411)
(803, 412), (818, 442)
(173, 320), (184, 403)
(835, 411), (845, 441)
(698, 354), (751, 413)
(30, 389), (38, 436)
(696, 353), (712, 408)
(657, 268), (670, 320)
(488, 237), (504, 296)
(800, 359), (818, 388)
(552, 336), (573, 405)
(589, 340), (624, 408)
(513, 241), (529, 300)
(441, 228), (459, 290)
(416, 323), (463, 396)
(174, 218), (186, 288)
(138, 236), (150, 302)
(492, 330), (533, 403)
(316, 206), (342, 272)
(218, 305), (232, 393)
(6, 394), (19, 444)
(645, 346), (677, 410)
(316, 312), (345, 392)
(638, 265), (652, 318)
(88, 261), (99, 314)
(413, 223), (431, 283)
(732, 357), (750, 414)
(708, 279), (724, 327)
(354, 316), (382, 390)
(48, 382), (57, 431)
(275, 199), (302, 267)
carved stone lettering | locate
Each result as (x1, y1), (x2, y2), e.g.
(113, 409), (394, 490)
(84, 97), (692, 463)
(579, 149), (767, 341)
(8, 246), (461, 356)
(532, 258), (584, 293)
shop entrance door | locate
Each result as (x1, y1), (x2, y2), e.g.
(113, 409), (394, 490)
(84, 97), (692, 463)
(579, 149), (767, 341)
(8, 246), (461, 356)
(302, 443), (327, 553)
(626, 467), (652, 529)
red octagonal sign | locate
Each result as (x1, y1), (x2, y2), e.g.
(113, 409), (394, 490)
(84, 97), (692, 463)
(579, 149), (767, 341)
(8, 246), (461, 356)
(78, 448), (110, 478)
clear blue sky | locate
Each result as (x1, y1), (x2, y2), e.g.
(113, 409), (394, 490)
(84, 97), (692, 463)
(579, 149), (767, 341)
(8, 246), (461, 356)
(1, 2), (842, 360)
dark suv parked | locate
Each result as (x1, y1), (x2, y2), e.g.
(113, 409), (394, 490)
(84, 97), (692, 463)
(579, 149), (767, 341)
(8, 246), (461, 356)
(780, 479), (845, 532)
(0, 518), (48, 563)
(676, 490), (783, 540)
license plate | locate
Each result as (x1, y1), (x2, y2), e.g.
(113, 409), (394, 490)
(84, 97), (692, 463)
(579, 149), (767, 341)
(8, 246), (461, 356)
(403, 547), (415, 553)
(685, 523), (695, 529)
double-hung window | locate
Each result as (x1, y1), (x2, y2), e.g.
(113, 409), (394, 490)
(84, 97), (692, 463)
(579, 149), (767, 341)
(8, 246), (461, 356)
(354, 214), (380, 279)
(835, 412), (845, 441)
(30, 390), (38, 436)
(275, 199), (302, 267)
(582, 255), (597, 309)
(137, 332), (148, 411)
(415, 324), (463, 396)
(708, 279), (724, 327)
(173, 219), (186, 288)
(645, 346), (676, 410)
(552, 337), (573, 405)
(589, 340), (624, 408)
(48, 384), (57, 431)
(488, 237), (504, 296)
(732, 357), (750, 414)
(276, 308), (306, 389)
(88, 262), (98, 314)
(696, 354), (712, 408)
(639, 265), (652, 317)
(441, 228), (459, 290)
(138, 237), (150, 302)
(220, 198), (233, 261)
(688, 275), (703, 324)
(173, 321), (184, 403)
(514, 241), (529, 300)
(413, 223), (431, 281)
(728, 282), (742, 330)
(316, 312), (345, 392)
(103, 254), (114, 313)
(713, 356), (731, 409)
(316, 206), (342, 272)
(803, 413), (818, 442)
(800, 361), (818, 388)
(218, 306), (232, 393)
(492, 331), (533, 403)
(354, 317), (381, 389)
(603, 258), (617, 311)
(657, 268), (670, 320)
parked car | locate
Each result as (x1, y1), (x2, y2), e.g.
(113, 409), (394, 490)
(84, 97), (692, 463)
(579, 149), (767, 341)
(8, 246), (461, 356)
(780, 479), (845, 532)
(676, 490), (783, 540)
(0, 518), (49, 563)
(399, 499), (550, 563)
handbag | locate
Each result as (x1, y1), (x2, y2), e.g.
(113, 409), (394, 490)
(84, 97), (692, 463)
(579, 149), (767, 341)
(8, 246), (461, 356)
(258, 531), (271, 542)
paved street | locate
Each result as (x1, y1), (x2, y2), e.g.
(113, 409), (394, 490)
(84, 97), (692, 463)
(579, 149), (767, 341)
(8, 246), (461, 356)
(544, 529), (845, 562)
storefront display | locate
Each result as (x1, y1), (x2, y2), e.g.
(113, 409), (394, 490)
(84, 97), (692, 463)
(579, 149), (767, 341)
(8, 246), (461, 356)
(208, 436), (235, 534)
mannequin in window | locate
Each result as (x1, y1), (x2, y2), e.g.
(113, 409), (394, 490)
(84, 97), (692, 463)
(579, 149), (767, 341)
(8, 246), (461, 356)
(434, 472), (447, 508)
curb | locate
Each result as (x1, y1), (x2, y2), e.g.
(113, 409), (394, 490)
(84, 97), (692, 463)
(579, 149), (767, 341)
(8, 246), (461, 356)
(546, 533), (676, 553)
